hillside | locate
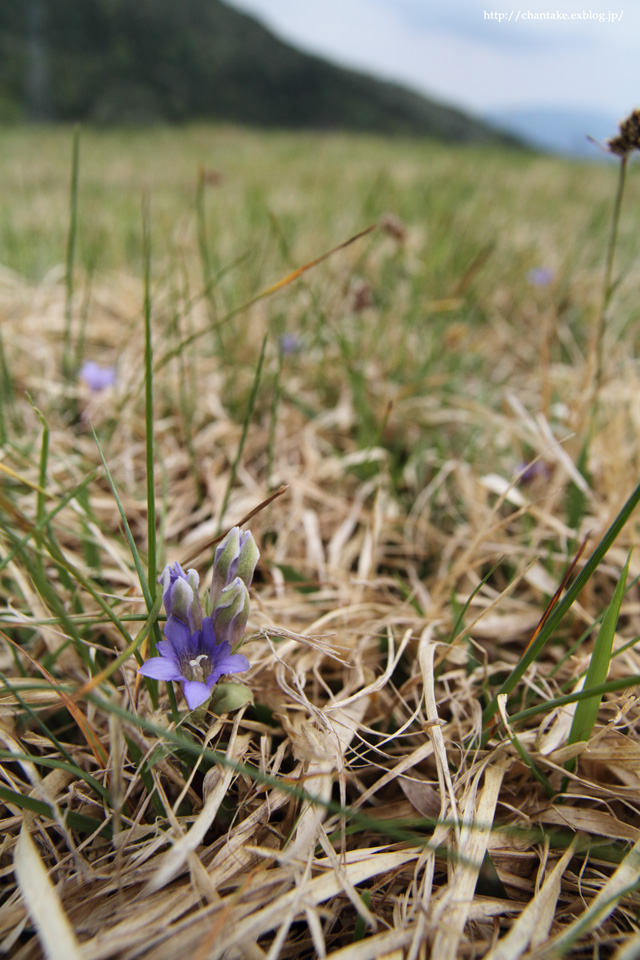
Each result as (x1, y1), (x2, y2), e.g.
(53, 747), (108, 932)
(1, 0), (519, 144)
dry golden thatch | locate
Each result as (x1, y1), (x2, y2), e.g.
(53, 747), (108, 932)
(1, 145), (640, 960)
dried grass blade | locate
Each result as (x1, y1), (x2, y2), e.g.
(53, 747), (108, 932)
(157, 224), (376, 369)
(252, 224), (376, 299)
(418, 627), (459, 828)
(484, 839), (578, 960)
(147, 731), (252, 893)
(430, 755), (509, 960)
(322, 927), (415, 959)
(14, 824), (83, 960)
(0, 459), (49, 496)
(536, 833), (640, 959)
(520, 533), (590, 659)
(613, 933), (640, 960)
(219, 850), (421, 954)
(284, 697), (369, 862)
(179, 484), (288, 565)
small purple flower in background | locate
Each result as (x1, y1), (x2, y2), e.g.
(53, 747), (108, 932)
(139, 532), (258, 711)
(527, 267), (554, 288)
(79, 361), (117, 392)
(280, 333), (302, 355)
(516, 460), (552, 485)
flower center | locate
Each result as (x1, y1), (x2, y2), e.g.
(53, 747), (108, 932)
(188, 653), (210, 682)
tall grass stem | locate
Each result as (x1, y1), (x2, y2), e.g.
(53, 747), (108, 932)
(63, 126), (80, 380)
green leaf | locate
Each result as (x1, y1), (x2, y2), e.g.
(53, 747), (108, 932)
(210, 681), (254, 714)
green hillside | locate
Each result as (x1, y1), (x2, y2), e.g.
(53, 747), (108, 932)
(1, 0), (518, 143)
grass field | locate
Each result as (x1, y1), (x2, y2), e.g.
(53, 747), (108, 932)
(2, 122), (640, 959)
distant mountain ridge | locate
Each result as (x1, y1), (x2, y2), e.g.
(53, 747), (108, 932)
(0, 0), (520, 144)
(486, 106), (619, 157)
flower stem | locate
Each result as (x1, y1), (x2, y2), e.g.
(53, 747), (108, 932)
(592, 153), (627, 404)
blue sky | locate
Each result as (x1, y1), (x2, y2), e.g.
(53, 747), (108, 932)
(227, 0), (636, 123)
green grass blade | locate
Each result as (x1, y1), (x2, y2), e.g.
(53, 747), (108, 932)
(0, 470), (97, 578)
(0, 671), (85, 770)
(90, 426), (161, 672)
(79, 590), (163, 685)
(565, 552), (630, 770)
(482, 477), (640, 728)
(91, 426), (153, 613)
(0, 785), (110, 837)
(0, 749), (110, 804)
(142, 195), (157, 608)
(0, 329), (13, 444)
(506, 670), (640, 727)
(501, 717), (555, 798)
(267, 339), (284, 490)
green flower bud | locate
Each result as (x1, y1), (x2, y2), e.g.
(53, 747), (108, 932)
(210, 527), (259, 608)
(211, 577), (250, 649)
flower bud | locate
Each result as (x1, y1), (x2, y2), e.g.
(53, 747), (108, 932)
(235, 529), (260, 588)
(210, 527), (259, 607)
(211, 577), (250, 649)
(158, 562), (202, 632)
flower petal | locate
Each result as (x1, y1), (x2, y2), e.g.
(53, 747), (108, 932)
(138, 657), (184, 681)
(163, 615), (194, 656)
(155, 640), (177, 660)
(182, 680), (212, 710)
(208, 653), (250, 686)
(199, 617), (219, 653)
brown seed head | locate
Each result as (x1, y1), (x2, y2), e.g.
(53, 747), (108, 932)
(351, 279), (373, 312)
(379, 212), (407, 242)
(607, 109), (640, 156)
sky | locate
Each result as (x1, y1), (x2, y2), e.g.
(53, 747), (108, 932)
(226, 0), (637, 126)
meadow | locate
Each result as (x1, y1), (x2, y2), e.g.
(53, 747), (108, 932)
(1, 122), (640, 959)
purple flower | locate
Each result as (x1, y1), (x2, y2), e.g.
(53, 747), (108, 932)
(79, 361), (117, 391)
(139, 560), (251, 711)
(280, 333), (302, 355)
(527, 267), (554, 288)
(516, 460), (551, 484)
(139, 616), (250, 711)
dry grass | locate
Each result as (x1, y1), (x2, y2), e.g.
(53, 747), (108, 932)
(1, 126), (640, 959)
